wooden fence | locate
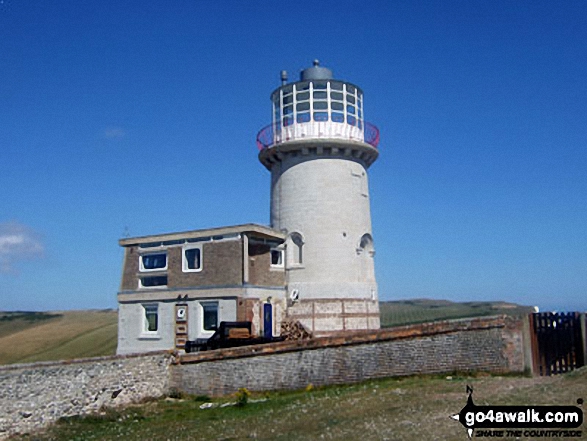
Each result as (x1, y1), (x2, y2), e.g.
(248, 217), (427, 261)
(529, 312), (586, 376)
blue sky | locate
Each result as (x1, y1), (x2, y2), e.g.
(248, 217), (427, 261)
(1, 0), (585, 312)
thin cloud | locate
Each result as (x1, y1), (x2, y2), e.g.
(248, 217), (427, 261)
(0, 222), (44, 274)
(104, 127), (126, 139)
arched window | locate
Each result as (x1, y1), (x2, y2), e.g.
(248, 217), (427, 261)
(359, 233), (374, 255)
(290, 232), (304, 265)
(358, 233), (375, 282)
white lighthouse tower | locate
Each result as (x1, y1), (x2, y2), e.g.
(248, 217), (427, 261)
(257, 61), (381, 335)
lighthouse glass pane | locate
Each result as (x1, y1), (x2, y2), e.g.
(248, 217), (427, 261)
(283, 85), (293, 94)
(283, 116), (294, 126)
(313, 81), (327, 90)
(330, 81), (343, 91)
(330, 92), (343, 101)
(296, 102), (310, 112)
(331, 101), (344, 111)
(358, 120), (363, 129)
(297, 91), (310, 101)
(347, 95), (356, 104)
(283, 95), (293, 105)
(313, 101), (328, 110)
(297, 113), (310, 123)
(297, 81), (310, 91)
(313, 91), (327, 99)
(346, 84), (356, 94)
(313, 112), (328, 121)
(347, 105), (356, 114)
(332, 112), (344, 123)
(283, 105), (293, 115)
(348, 115), (357, 126)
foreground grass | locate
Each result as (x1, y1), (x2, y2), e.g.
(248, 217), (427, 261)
(0, 310), (117, 365)
(13, 368), (587, 441)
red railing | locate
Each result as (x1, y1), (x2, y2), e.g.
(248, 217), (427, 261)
(256, 121), (380, 151)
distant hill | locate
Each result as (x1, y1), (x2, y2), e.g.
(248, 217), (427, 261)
(0, 300), (535, 365)
(0, 310), (117, 365)
(379, 298), (535, 327)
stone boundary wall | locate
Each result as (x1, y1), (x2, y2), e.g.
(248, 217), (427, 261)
(0, 316), (529, 439)
(0, 352), (175, 439)
(174, 315), (529, 396)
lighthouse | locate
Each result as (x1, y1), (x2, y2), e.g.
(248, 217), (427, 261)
(257, 61), (381, 334)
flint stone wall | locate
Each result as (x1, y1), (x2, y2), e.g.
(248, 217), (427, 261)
(174, 315), (528, 396)
(0, 352), (174, 439)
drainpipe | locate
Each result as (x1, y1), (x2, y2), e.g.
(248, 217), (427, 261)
(243, 233), (249, 285)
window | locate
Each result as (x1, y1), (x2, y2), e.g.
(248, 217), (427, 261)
(290, 233), (304, 265)
(143, 304), (158, 333)
(202, 302), (218, 331)
(332, 112), (344, 123)
(330, 91), (343, 101)
(270, 248), (284, 268)
(140, 252), (167, 272)
(313, 112), (328, 122)
(297, 113), (310, 123)
(183, 245), (202, 272)
(296, 102), (310, 112)
(139, 275), (167, 288)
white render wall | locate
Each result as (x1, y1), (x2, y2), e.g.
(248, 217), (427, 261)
(117, 299), (237, 355)
(271, 151), (378, 302)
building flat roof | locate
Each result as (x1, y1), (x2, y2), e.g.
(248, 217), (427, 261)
(119, 223), (286, 247)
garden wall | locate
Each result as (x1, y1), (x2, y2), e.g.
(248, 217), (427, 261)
(174, 315), (529, 396)
(0, 315), (529, 438)
(0, 352), (174, 439)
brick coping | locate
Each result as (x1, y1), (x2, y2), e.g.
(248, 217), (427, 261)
(179, 315), (511, 364)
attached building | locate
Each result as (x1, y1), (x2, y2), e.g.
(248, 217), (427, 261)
(117, 224), (286, 355)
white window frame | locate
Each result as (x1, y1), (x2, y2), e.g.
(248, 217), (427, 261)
(200, 301), (219, 334)
(139, 252), (168, 272)
(182, 244), (203, 273)
(138, 275), (168, 289)
(142, 304), (159, 335)
(270, 247), (284, 269)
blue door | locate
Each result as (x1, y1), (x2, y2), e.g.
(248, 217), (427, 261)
(263, 303), (273, 340)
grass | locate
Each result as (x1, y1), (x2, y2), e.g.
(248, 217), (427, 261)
(0, 310), (117, 365)
(11, 368), (587, 440)
(0, 312), (62, 338)
(379, 299), (535, 327)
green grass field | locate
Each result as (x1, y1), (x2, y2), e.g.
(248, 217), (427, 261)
(0, 299), (534, 365)
(0, 310), (117, 365)
(12, 368), (587, 441)
(379, 298), (534, 327)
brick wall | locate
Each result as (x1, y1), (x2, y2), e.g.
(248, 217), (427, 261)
(0, 316), (530, 439)
(120, 240), (244, 292)
(248, 243), (285, 286)
(173, 316), (529, 396)
(120, 246), (139, 291)
(0, 353), (174, 439)
(167, 241), (243, 287)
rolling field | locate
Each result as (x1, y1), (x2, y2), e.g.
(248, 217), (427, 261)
(0, 310), (117, 365)
(379, 298), (534, 328)
(0, 299), (534, 365)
